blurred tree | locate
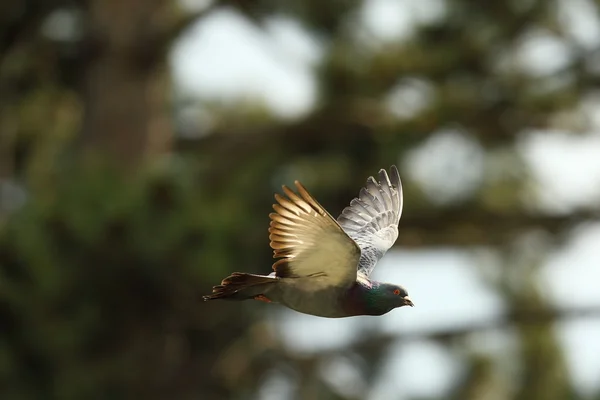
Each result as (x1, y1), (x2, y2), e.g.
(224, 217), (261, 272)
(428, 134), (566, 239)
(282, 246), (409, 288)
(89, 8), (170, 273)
(1, 0), (599, 399)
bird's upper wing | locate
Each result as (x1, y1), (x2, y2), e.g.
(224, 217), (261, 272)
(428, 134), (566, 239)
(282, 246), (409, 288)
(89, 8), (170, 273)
(269, 181), (361, 288)
(336, 165), (403, 278)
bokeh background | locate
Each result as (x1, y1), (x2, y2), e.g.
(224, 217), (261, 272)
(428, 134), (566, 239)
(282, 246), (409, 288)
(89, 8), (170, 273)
(1, 0), (600, 399)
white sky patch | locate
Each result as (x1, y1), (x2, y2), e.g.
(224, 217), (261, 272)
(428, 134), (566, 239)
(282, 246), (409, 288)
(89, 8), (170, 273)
(41, 8), (82, 42)
(369, 340), (462, 400)
(519, 130), (600, 213)
(320, 356), (367, 398)
(361, 0), (415, 41)
(170, 8), (318, 119)
(556, 319), (600, 396)
(258, 369), (297, 400)
(516, 30), (573, 77)
(541, 223), (600, 308)
(276, 309), (360, 353)
(386, 77), (435, 120)
(557, 0), (600, 50)
(374, 249), (505, 334)
(264, 16), (324, 67)
(178, 0), (213, 13)
(361, 0), (446, 42)
(405, 129), (485, 204)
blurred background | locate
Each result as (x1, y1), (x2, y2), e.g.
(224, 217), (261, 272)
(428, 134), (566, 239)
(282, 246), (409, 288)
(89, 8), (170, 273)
(1, 0), (600, 399)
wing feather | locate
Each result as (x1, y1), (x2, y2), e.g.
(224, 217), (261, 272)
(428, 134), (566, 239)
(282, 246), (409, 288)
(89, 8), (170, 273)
(337, 165), (403, 277)
(269, 181), (361, 288)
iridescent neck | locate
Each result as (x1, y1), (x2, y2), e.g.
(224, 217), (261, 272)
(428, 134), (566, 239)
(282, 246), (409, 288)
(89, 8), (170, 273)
(345, 280), (388, 316)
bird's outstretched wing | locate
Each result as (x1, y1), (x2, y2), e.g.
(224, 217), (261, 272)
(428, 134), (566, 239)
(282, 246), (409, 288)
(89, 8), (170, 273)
(337, 165), (403, 278)
(269, 181), (361, 288)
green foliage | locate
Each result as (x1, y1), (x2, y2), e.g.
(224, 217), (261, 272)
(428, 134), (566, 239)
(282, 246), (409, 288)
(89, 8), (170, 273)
(0, 164), (256, 399)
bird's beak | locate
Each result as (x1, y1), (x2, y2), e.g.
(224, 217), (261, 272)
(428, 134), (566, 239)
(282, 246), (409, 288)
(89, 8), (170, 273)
(403, 296), (414, 307)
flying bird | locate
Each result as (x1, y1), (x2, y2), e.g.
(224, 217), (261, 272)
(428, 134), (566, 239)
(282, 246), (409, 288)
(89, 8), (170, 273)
(203, 165), (413, 317)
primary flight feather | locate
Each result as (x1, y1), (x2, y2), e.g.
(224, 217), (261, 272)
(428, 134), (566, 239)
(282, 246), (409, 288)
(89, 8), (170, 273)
(203, 165), (414, 317)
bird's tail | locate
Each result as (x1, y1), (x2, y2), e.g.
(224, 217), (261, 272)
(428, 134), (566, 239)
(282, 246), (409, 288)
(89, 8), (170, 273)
(203, 272), (278, 301)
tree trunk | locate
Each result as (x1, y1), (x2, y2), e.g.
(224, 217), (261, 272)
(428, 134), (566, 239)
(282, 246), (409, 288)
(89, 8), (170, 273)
(80, 0), (173, 168)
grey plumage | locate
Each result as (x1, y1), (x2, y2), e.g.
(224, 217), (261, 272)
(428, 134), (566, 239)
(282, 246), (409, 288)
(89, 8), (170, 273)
(337, 165), (402, 278)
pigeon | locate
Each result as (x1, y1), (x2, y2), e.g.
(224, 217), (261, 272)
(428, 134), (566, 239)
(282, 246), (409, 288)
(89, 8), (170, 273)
(203, 165), (413, 317)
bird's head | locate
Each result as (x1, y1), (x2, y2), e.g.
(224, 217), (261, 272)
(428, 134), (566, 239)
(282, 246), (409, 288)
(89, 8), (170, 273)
(381, 283), (414, 308)
(362, 282), (414, 315)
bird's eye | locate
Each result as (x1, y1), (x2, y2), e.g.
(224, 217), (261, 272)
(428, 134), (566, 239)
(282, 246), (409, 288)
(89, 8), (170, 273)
(393, 289), (400, 295)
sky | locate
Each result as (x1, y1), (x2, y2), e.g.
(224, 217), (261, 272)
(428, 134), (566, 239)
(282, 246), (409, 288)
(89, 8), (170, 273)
(171, 0), (600, 398)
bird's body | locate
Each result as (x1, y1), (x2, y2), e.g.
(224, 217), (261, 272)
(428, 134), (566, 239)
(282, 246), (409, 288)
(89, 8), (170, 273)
(204, 166), (414, 317)
(263, 278), (351, 318)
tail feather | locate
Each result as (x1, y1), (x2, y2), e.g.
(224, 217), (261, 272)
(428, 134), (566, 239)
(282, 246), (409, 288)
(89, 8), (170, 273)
(203, 272), (277, 301)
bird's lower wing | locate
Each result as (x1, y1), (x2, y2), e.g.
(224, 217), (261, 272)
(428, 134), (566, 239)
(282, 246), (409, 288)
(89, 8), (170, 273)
(337, 166), (403, 277)
(269, 181), (361, 288)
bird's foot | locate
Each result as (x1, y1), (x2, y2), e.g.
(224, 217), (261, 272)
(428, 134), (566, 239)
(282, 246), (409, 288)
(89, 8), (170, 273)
(254, 295), (272, 303)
